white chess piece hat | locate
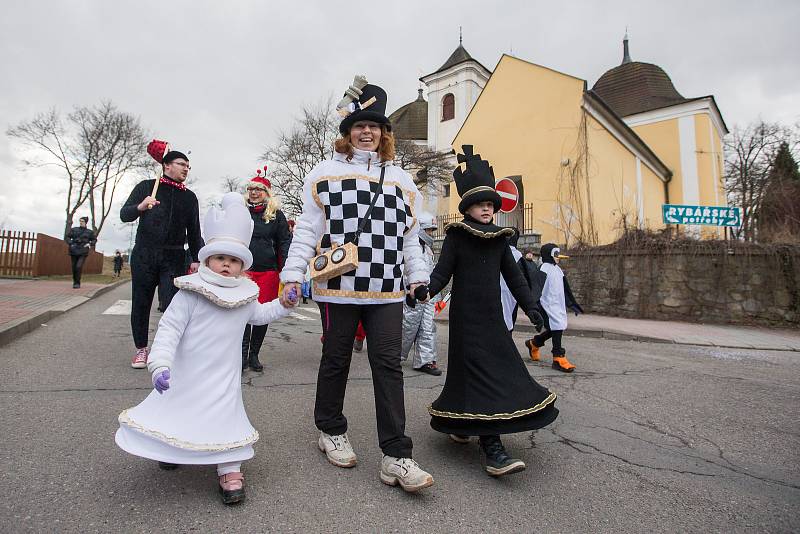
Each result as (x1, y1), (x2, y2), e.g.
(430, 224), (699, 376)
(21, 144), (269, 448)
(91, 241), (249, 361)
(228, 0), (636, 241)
(198, 192), (254, 270)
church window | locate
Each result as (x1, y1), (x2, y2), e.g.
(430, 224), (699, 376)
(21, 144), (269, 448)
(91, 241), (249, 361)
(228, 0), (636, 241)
(441, 93), (455, 121)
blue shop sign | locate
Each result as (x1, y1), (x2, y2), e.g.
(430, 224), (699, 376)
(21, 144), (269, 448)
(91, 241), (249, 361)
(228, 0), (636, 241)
(662, 204), (741, 227)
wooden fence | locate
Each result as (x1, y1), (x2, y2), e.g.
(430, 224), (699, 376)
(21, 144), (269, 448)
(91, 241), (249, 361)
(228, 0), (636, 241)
(0, 230), (103, 278)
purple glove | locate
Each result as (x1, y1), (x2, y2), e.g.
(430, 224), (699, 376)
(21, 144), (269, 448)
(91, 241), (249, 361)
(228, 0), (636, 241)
(153, 369), (170, 394)
(287, 287), (298, 304)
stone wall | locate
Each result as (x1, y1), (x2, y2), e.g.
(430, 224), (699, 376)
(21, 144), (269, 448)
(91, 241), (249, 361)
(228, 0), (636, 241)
(564, 246), (800, 326)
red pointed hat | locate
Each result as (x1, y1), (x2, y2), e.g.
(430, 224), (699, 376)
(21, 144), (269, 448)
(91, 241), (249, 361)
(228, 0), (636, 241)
(248, 165), (271, 190)
(147, 139), (170, 163)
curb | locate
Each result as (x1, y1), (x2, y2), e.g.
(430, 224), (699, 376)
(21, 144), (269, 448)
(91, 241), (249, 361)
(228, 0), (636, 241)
(0, 279), (129, 348)
(433, 317), (799, 352)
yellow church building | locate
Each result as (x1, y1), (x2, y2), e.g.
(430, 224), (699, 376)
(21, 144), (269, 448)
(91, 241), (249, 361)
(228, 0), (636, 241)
(391, 36), (729, 246)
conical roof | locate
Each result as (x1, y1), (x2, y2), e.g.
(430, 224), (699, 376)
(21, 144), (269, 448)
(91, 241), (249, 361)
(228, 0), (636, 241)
(388, 89), (428, 141)
(422, 43), (490, 79)
(592, 37), (688, 117)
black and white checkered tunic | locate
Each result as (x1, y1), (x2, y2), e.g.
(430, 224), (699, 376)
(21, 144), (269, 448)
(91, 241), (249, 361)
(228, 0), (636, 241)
(313, 174), (414, 297)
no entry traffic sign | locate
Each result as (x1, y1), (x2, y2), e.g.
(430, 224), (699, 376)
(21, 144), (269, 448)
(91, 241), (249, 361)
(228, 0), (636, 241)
(495, 178), (519, 213)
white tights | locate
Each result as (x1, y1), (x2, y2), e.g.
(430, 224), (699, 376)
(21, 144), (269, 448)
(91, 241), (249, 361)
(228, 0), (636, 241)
(216, 462), (242, 476)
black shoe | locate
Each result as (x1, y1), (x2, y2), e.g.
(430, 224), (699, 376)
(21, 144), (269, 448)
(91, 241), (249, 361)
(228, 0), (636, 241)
(249, 357), (263, 372)
(353, 338), (364, 352)
(414, 362), (442, 376)
(72, 283), (80, 289)
(481, 437), (526, 477)
(242, 358), (249, 371)
(158, 462), (179, 470)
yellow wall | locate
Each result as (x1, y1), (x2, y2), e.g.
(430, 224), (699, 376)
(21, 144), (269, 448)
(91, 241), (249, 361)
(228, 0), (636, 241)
(452, 55), (588, 245)
(630, 119), (682, 206)
(452, 55), (669, 246)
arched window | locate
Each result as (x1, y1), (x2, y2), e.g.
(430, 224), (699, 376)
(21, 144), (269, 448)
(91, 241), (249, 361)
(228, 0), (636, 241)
(441, 93), (455, 121)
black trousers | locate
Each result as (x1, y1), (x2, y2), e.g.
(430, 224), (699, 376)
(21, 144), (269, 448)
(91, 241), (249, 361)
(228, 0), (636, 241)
(130, 246), (185, 349)
(532, 329), (565, 356)
(242, 324), (268, 361)
(70, 255), (87, 285)
(314, 301), (412, 458)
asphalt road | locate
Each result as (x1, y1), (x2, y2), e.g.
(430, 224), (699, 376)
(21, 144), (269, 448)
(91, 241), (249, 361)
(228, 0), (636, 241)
(0, 282), (798, 533)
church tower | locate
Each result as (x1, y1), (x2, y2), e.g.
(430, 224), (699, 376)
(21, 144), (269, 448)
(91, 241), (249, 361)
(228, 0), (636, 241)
(420, 33), (491, 152)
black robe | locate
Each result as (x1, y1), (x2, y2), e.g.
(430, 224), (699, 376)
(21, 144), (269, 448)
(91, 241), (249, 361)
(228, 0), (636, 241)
(426, 218), (558, 436)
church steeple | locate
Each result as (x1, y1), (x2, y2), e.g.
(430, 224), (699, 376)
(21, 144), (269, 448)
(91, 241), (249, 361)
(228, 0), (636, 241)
(622, 31), (632, 64)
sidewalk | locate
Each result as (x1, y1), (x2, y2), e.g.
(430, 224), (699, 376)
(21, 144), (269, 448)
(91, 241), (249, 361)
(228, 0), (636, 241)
(434, 306), (800, 352)
(0, 278), (128, 347)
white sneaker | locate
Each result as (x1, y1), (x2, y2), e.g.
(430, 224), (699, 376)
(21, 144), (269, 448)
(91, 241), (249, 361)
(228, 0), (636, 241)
(380, 455), (434, 493)
(318, 432), (357, 468)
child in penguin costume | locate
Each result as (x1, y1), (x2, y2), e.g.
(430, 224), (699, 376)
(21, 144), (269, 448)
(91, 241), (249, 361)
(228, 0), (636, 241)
(524, 243), (584, 372)
(411, 146), (559, 477)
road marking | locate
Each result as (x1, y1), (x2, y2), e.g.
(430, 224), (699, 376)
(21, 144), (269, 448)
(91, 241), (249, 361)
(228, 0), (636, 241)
(289, 312), (316, 321)
(103, 300), (132, 315)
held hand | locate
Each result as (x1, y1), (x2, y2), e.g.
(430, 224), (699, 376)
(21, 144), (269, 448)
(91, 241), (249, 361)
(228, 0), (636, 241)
(137, 196), (160, 211)
(527, 309), (544, 332)
(153, 369), (170, 394)
(280, 283), (300, 308)
(188, 262), (200, 274)
(409, 283), (430, 303)
(569, 304), (584, 316)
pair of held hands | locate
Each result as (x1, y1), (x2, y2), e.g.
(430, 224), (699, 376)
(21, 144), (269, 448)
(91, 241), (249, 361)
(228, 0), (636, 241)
(152, 287), (300, 394)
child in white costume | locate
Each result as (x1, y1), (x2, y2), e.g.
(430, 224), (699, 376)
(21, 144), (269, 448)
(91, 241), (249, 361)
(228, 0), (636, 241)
(115, 192), (292, 505)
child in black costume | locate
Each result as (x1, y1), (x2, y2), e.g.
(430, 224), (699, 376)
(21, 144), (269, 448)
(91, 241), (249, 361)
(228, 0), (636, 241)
(413, 146), (559, 477)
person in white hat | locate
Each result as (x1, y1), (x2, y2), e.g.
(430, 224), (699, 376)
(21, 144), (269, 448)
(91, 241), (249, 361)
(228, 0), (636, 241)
(115, 192), (293, 505)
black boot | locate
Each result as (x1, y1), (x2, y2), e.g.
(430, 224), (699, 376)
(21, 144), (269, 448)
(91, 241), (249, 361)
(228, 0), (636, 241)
(480, 435), (526, 477)
(249, 353), (263, 372)
(241, 330), (250, 371)
(248, 325), (267, 372)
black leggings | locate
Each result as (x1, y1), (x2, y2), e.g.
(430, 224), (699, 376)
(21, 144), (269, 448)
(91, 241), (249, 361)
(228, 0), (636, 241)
(532, 329), (565, 356)
(70, 255), (87, 285)
(314, 301), (412, 458)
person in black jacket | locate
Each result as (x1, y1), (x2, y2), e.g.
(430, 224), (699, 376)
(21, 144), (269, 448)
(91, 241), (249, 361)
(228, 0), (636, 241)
(120, 142), (203, 370)
(241, 170), (292, 372)
(113, 250), (124, 277)
(65, 216), (96, 288)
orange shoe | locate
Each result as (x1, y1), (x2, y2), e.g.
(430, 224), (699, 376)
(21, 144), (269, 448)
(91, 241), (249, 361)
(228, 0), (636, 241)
(552, 356), (576, 373)
(524, 339), (540, 361)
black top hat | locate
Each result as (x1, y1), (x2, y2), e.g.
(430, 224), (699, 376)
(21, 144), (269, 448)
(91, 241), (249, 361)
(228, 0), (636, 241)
(337, 77), (391, 135)
(453, 145), (502, 214)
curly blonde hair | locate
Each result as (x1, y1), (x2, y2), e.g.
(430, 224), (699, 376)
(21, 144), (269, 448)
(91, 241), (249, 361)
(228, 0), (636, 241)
(334, 124), (395, 162)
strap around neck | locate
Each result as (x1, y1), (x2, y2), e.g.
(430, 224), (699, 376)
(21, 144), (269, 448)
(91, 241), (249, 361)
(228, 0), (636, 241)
(352, 166), (386, 244)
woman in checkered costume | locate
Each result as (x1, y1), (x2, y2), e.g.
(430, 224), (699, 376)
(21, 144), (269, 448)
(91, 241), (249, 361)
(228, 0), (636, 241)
(279, 79), (434, 493)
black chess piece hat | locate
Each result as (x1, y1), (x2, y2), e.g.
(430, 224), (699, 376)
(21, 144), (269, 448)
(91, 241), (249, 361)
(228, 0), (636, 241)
(453, 145), (502, 214)
(337, 76), (391, 135)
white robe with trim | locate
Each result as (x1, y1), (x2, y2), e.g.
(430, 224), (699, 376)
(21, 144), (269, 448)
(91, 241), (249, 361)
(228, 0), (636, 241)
(115, 272), (290, 465)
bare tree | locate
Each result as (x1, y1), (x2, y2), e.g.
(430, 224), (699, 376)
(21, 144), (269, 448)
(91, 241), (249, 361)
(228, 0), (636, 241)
(261, 98), (339, 218)
(220, 175), (243, 194)
(393, 139), (453, 190)
(724, 121), (798, 241)
(7, 101), (150, 238)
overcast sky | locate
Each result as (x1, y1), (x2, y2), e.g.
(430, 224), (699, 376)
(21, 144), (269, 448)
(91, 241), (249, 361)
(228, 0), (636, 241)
(1, 0), (798, 254)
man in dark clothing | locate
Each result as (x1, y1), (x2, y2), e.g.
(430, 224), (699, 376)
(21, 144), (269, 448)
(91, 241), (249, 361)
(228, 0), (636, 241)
(120, 144), (203, 369)
(65, 216), (96, 288)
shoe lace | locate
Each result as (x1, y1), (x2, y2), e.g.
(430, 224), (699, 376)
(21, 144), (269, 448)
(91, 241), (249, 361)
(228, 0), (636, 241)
(330, 434), (351, 451)
(396, 457), (421, 473)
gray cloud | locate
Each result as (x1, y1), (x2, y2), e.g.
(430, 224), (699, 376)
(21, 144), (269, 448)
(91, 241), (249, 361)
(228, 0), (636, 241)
(1, 0), (797, 253)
